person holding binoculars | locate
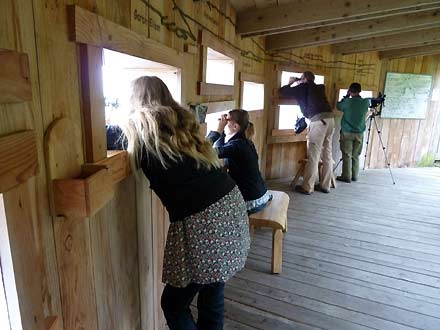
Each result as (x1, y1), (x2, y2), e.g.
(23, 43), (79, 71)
(279, 71), (335, 195)
(336, 82), (370, 183)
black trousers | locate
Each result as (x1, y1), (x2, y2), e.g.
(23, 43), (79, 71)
(161, 282), (225, 330)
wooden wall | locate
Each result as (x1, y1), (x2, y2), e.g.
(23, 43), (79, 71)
(0, 1), (265, 330)
(2, 1), (440, 329)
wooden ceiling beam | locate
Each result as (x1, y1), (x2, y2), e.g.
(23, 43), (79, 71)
(331, 27), (440, 54)
(266, 8), (440, 51)
(237, 0), (440, 37)
(379, 43), (440, 58)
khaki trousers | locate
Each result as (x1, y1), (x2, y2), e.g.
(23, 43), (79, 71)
(303, 118), (335, 192)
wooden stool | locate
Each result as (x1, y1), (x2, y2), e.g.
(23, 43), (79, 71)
(248, 190), (289, 274)
(290, 158), (336, 189)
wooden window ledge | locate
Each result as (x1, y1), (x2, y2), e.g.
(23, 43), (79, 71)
(267, 129), (307, 144)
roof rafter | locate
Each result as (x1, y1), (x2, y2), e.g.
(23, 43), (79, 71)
(331, 27), (440, 54)
(237, 0), (440, 37)
(266, 8), (440, 51)
(379, 43), (440, 58)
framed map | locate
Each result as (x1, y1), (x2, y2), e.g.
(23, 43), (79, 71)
(381, 72), (432, 119)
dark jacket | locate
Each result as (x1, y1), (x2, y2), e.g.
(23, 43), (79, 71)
(106, 125), (236, 222)
(208, 130), (267, 202)
(279, 82), (332, 119)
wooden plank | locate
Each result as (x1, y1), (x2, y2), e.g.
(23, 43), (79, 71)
(45, 316), (59, 330)
(199, 29), (239, 60)
(0, 49), (32, 103)
(237, 0), (440, 37)
(92, 150), (131, 184)
(53, 165), (114, 218)
(44, 117), (98, 329)
(79, 45), (107, 163)
(89, 177), (140, 330)
(198, 82), (235, 96)
(202, 100), (236, 114)
(379, 44), (440, 59)
(332, 27), (440, 54)
(184, 43), (198, 55)
(0, 130), (38, 193)
(2, 184), (45, 330)
(267, 135), (307, 144)
(136, 175), (155, 330)
(68, 5), (184, 69)
(53, 216), (98, 330)
(239, 72), (265, 84)
(266, 8), (440, 51)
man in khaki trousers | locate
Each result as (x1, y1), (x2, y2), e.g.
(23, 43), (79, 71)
(280, 71), (335, 194)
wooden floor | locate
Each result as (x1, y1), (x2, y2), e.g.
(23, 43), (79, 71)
(224, 167), (440, 330)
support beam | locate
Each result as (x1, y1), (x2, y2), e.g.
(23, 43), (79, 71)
(332, 27), (440, 54)
(379, 43), (440, 59)
(266, 8), (440, 51)
(237, 0), (440, 37)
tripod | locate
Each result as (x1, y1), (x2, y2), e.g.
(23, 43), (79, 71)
(363, 107), (396, 184)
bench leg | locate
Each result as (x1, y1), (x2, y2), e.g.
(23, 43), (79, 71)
(249, 224), (254, 240)
(271, 229), (283, 274)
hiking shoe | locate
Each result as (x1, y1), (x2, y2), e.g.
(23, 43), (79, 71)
(314, 184), (330, 193)
(336, 176), (351, 183)
(352, 177), (358, 182)
(295, 185), (313, 195)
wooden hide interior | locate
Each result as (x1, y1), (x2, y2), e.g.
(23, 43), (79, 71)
(1, 0), (440, 330)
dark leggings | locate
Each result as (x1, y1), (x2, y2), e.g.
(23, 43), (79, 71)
(161, 282), (225, 330)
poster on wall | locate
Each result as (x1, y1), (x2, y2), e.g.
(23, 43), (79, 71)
(381, 72), (432, 119)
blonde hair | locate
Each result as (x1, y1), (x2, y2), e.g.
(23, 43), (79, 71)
(121, 76), (220, 170)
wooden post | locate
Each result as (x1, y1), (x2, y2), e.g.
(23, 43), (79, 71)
(79, 45), (107, 163)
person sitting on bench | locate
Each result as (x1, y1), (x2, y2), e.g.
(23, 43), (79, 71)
(208, 109), (272, 214)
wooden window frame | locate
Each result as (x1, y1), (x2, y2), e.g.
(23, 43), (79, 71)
(198, 30), (237, 97)
(271, 66), (326, 143)
(69, 5), (185, 166)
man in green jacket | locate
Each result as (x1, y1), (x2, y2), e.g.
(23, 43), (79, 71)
(336, 83), (370, 183)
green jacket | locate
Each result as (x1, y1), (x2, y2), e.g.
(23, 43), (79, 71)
(337, 97), (370, 133)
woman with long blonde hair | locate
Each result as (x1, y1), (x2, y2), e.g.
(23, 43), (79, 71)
(107, 76), (249, 330)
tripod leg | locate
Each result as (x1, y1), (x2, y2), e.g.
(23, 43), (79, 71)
(363, 116), (373, 170)
(372, 117), (396, 185)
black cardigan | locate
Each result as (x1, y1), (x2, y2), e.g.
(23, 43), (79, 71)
(208, 130), (267, 202)
(106, 126), (236, 222)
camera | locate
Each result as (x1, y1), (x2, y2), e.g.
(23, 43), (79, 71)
(369, 92), (386, 108)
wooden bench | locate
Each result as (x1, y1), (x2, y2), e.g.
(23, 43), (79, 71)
(290, 158), (337, 190)
(248, 190), (289, 274)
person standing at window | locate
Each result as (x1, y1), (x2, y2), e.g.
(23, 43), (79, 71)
(107, 76), (250, 330)
(279, 71), (335, 194)
(336, 83), (370, 182)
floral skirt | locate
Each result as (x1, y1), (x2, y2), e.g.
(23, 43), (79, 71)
(162, 186), (250, 288)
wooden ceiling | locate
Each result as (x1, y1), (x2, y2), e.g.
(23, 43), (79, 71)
(229, 0), (440, 59)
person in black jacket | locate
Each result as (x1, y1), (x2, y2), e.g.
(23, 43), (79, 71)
(107, 76), (250, 330)
(279, 71), (335, 195)
(208, 109), (272, 214)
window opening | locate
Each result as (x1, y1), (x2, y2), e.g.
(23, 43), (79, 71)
(103, 49), (181, 125)
(205, 48), (234, 86)
(242, 81), (264, 111)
